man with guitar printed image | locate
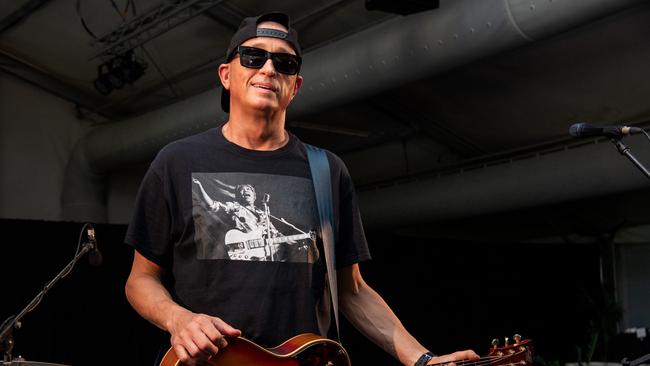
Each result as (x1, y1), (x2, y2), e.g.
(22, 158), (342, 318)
(192, 177), (317, 262)
(124, 11), (480, 366)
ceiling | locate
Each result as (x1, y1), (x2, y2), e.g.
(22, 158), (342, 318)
(2, 0), (650, 239)
(0, 0), (394, 118)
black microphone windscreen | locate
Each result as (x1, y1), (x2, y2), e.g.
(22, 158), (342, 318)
(569, 122), (590, 137)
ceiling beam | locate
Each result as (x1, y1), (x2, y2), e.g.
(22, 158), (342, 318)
(293, 0), (352, 28)
(200, 1), (247, 31)
(367, 98), (488, 157)
(0, 0), (52, 34)
(90, 0), (227, 60)
(288, 121), (373, 137)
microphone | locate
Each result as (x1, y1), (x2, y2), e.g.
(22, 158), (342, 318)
(86, 224), (103, 266)
(569, 122), (643, 138)
(262, 193), (270, 204)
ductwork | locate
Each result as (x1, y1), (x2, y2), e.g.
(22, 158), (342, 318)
(62, 0), (646, 222)
(359, 138), (650, 228)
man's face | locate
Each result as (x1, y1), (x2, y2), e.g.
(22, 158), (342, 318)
(219, 21), (303, 114)
(238, 185), (256, 205)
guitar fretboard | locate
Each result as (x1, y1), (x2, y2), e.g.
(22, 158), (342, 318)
(246, 233), (313, 248)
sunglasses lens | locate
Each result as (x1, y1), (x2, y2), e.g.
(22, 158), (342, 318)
(272, 53), (300, 75)
(240, 48), (267, 68)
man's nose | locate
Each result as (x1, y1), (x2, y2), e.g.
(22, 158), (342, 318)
(259, 58), (276, 75)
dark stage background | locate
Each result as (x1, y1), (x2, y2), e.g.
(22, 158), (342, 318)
(1, 219), (648, 366)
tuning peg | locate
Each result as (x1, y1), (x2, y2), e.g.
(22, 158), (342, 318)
(492, 338), (499, 348)
(513, 334), (522, 344)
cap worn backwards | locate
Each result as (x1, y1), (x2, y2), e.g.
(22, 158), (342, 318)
(221, 11), (301, 113)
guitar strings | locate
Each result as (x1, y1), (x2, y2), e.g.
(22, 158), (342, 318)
(431, 359), (518, 366)
(429, 352), (528, 366)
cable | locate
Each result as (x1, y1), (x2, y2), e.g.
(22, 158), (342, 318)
(107, 0), (178, 97)
(641, 128), (650, 144)
(76, 0), (98, 39)
(60, 222), (88, 278)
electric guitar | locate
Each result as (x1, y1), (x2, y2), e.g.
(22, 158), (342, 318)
(160, 333), (533, 366)
(224, 229), (316, 261)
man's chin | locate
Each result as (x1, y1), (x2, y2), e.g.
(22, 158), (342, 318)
(244, 96), (284, 112)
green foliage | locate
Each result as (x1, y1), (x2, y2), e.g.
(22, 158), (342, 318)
(575, 285), (623, 365)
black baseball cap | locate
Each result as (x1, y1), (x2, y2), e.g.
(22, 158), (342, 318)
(221, 12), (302, 113)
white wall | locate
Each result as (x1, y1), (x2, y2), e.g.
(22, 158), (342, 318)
(0, 72), (86, 221)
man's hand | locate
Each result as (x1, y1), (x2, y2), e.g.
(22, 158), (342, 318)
(168, 308), (241, 366)
(428, 350), (480, 366)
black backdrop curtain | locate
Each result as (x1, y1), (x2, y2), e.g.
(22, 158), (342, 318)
(0, 219), (644, 366)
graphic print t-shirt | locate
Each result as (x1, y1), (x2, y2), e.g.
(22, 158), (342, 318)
(125, 126), (370, 348)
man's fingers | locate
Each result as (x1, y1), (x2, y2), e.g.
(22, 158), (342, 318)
(200, 324), (229, 350)
(176, 333), (213, 361)
(173, 344), (190, 362)
(211, 317), (241, 337)
(183, 338), (208, 359)
(430, 350), (481, 365)
(173, 344), (202, 366)
(170, 313), (240, 365)
(454, 350), (480, 361)
(194, 330), (220, 356)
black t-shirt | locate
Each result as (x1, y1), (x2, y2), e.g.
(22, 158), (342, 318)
(125, 126), (370, 348)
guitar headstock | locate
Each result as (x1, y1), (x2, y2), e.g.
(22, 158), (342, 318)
(487, 334), (534, 366)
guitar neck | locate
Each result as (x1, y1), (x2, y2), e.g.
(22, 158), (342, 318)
(430, 355), (525, 366)
(430, 357), (490, 366)
(265, 233), (312, 245)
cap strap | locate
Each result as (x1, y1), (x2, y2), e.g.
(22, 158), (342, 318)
(256, 28), (288, 39)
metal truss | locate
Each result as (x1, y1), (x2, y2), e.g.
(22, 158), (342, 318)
(90, 0), (226, 60)
(0, 0), (53, 34)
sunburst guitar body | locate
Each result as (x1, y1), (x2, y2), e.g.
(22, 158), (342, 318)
(160, 333), (350, 366)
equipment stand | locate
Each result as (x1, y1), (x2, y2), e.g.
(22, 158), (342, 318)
(610, 137), (650, 180)
(0, 240), (96, 362)
(262, 194), (274, 261)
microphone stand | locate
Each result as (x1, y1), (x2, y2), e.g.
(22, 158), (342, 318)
(610, 137), (650, 180)
(262, 194), (273, 261)
(0, 239), (97, 362)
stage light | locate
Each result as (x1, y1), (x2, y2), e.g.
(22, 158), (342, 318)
(93, 64), (113, 95)
(93, 51), (146, 95)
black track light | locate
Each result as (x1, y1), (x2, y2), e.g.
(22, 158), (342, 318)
(93, 51), (146, 95)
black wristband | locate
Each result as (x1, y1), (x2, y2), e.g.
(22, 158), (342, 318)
(415, 351), (436, 366)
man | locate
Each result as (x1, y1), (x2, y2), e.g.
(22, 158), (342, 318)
(192, 178), (278, 237)
(125, 12), (478, 366)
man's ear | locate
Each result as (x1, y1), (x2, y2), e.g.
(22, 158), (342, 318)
(292, 75), (303, 98)
(218, 63), (231, 90)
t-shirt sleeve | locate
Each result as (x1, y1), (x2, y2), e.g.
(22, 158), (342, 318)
(331, 154), (371, 268)
(124, 163), (172, 268)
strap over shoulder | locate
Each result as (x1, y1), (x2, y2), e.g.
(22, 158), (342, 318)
(305, 144), (340, 341)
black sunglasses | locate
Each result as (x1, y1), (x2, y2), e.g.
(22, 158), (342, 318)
(236, 46), (302, 75)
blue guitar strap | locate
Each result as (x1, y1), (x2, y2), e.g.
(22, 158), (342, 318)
(305, 144), (340, 341)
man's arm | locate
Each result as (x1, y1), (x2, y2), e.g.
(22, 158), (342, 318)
(338, 264), (478, 366)
(125, 250), (241, 365)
